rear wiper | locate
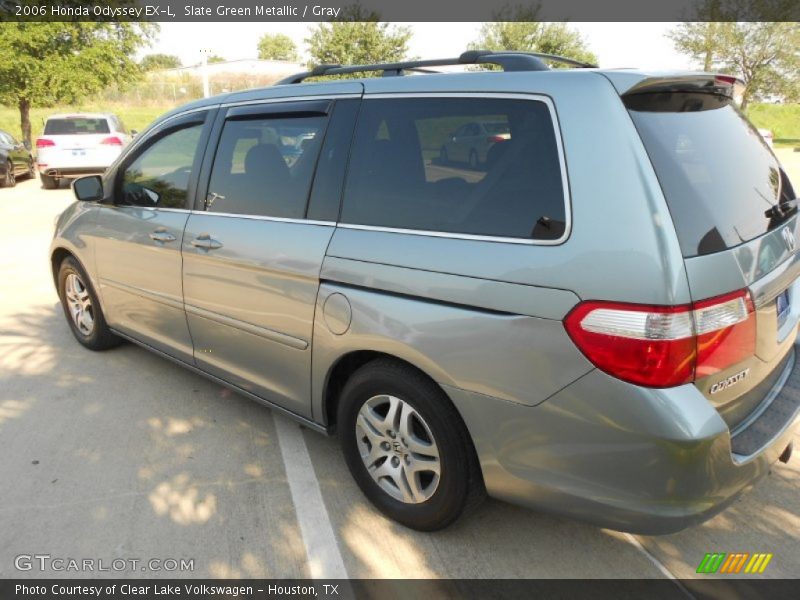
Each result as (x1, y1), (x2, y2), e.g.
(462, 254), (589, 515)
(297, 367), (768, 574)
(765, 198), (799, 220)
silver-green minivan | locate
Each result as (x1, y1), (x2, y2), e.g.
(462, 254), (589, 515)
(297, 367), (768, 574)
(52, 52), (799, 532)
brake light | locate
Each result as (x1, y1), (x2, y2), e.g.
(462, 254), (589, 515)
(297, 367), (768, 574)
(487, 135), (507, 144)
(564, 290), (755, 388)
(36, 138), (55, 148)
(100, 136), (123, 146)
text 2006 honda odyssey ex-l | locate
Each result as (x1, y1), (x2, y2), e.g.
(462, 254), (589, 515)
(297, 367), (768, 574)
(52, 51), (799, 532)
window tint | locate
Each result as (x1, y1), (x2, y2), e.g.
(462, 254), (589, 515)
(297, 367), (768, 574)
(44, 118), (110, 135)
(341, 97), (566, 240)
(205, 115), (326, 218)
(119, 124), (202, 209)
(628, 93), (794, 257)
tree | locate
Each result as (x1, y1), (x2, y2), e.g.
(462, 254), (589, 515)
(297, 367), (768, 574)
(305, 8), (411, 74)
(207, 55), (227, 64)
(257, 33), (299, 62)
(140, 53), (182, 71)
(468, 7), (598, 67)
(0, 22), (153, 145)
(669, 21), (800, 108)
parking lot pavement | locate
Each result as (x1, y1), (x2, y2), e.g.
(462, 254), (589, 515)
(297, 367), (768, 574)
(1, 165), (798, 581)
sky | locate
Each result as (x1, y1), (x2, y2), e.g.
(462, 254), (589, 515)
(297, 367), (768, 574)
(145, 22), (695, 71)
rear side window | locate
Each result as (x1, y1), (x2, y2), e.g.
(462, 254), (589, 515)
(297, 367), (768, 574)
(341, 97), (567, 241)
(628, 93), (795, 257)
(44, 118), (110, 135)
(205, 115), (326, 219)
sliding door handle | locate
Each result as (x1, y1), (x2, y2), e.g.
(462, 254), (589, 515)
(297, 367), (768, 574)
(149, 228), (177, 243)
(191, 233), (223, 250)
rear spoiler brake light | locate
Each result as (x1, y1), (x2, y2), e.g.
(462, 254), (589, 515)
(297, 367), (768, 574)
(622, 74), (745, 101)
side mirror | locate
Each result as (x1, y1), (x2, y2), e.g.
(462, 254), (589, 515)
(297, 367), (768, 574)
(73, 175), (104, 202)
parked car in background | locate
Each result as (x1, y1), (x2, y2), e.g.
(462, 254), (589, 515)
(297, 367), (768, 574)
(36, 113), (132, 189)
(439, 119), (511, 169)
(758, 128), (774, 148)
(52, 52), (800, 534)
(0, 129), (35, 188)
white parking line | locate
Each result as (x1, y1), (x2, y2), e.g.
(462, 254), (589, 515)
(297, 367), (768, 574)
(274, 415), (349, 579)
(623, 533), (695, 598)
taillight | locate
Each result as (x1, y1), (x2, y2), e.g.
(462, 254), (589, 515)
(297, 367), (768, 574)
(36, 138), (55, 148)
(487, 135), (507, 144)
(564, 290), (755, 388)
(100, 136), (123, 146)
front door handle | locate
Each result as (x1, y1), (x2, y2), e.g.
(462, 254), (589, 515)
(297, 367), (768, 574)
(191, 233), (223, 250)
(149, 228), (177, 243)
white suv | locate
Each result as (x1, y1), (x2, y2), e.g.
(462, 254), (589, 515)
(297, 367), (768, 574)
(36, 113), (132, 189)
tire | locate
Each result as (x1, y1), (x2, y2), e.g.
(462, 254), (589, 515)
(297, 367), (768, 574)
(338, 358), (485, 531)
(57, 256), (121, 351)
(41, 173), (58, 189)
(468, 149), (479, 170)
(3, 161), (15, 187)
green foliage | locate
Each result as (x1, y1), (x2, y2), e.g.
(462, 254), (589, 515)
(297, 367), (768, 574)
(140, 53), (182, 71)
(468, 7), (598, 67)
(0, 21), (154, 142)
(746, 103), (800, 143)
(305, 7), (411, 77)
(207, 55), (226, 64)
(668, 2), (800, 108)
(257, 33), (299, 62)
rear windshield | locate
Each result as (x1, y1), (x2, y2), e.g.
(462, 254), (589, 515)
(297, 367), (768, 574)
(44, 118), (110, 135)
(627, 92), (795, 257)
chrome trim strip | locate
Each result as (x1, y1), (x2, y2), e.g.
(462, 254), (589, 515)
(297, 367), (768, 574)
(194, 211), (336, 226)
(99, 278), (184, 311)
(220, 93), (362, 109)
(185, 303), (309, 351)
(341, 92), (572, 246)
(109, 328), (327, 434)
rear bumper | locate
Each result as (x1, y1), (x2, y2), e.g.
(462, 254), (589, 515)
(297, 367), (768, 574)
(446, 348), (800, 535)
(39, 167), (107, 179)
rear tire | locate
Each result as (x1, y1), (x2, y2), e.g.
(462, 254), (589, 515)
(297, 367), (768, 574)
(57, 256), (121, 351)
(338, 358), (485, 531)
(3, 161), (15, 187)
(41, 173), (58, 189)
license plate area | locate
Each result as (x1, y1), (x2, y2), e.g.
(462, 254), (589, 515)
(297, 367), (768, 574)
(71, 149), (86, 157)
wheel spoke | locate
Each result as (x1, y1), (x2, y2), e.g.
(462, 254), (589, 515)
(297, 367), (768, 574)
(356, 413), (386, 448)
(403, 466), (430, 503)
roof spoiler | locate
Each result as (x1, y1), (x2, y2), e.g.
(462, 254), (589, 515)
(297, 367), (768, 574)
(622, 73), (745, 100)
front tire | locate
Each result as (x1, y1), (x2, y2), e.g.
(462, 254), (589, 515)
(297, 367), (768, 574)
(3, 161), (15, 187)
(41, 173), (59, 189)
(57, 256), (121, 351)
(338, 358), (484, 531)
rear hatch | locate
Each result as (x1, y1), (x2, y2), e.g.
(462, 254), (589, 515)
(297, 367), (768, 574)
(37, 116), (120, 170)
(624, 77), (799, 431)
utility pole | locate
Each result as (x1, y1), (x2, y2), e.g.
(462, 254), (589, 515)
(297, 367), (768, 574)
(200, 48), (210, 98)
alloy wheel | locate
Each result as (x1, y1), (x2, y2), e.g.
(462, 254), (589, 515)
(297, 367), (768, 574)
(355, 394), (441, 504)
(64, 273), (95, 336)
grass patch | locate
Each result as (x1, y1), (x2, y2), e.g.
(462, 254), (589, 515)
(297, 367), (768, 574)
(0, 103), (177, 141)
(746, 103), (800, 142)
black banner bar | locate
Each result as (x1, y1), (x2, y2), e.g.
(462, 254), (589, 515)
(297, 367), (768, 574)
(1, 0), (799, 22)
(3, 579), (800, 600)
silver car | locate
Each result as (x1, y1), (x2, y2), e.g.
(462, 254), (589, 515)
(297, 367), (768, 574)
(52, 52), (800, 533)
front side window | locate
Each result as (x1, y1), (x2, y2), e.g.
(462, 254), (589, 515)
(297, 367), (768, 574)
(341, 97), (567, 240)
(205, 115), (327, 219)
(118, 124), (203, 209)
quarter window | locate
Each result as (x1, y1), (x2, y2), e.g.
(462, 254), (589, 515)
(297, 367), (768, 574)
(118, 124), (203, 208)
(341, 97), (567, 240)
(205, 115), (327, 219)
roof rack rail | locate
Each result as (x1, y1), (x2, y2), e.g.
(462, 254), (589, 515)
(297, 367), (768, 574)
(274, 50), (597, 85)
